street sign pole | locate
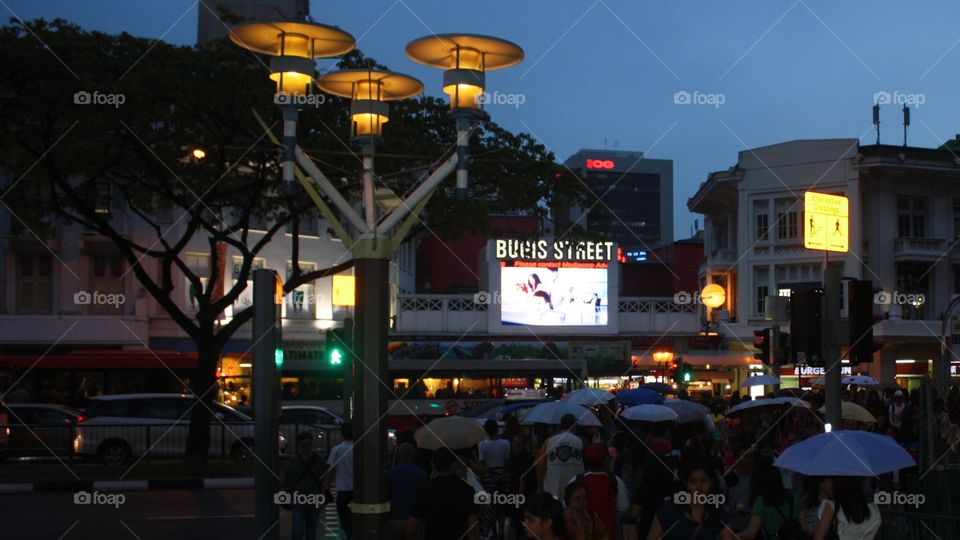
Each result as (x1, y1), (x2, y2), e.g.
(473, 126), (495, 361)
(252, 269), (282, 540)
(823, 263), (843, 429)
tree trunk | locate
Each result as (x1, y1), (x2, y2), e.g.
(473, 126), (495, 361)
(183, 341), (220, 465)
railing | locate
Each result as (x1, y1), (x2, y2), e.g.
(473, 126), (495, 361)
(1, 422), (341, 464)
(878, 510), (960, 539)
(893, 237), (947, 259)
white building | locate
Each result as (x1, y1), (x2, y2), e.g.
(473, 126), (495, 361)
(689, 139), (960, 389)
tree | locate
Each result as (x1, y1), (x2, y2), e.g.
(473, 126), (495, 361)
(0, 19), (589, 462)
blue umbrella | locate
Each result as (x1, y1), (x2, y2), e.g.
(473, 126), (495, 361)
(774, 430), (916, 476)
(617, 388), (665, 406)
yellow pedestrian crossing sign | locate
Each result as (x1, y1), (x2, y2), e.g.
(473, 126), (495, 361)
(804, 191), (848, 252)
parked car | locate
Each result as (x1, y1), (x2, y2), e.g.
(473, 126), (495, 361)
(0, 403), (81, 459)
(278, 405), (343, 456)
(74, 394), (287, 466)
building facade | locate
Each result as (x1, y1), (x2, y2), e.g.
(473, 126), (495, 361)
(689, 139), (960, 389)
(561, 149), (674, 251)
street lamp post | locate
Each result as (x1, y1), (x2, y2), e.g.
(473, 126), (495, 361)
(234, 24), (522, 539)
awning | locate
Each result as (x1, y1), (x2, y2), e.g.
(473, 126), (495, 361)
(632, 350), (758, 367)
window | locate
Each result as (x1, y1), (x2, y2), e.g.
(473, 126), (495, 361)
(287, 211), (319, 236)
(898, 196), (927, 238)
(775, 198), (800, 241)
(954, 199), (960, 241)
(90, 255), (124, 314)
(285, 262), (317, 319)
(17, 254), (52, 314)
(753, 200), (770, 241)
(754, 266), (769, 315)
(896, 263), (930, 320)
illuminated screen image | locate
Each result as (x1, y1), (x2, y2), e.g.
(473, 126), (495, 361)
(500, 264), (608, 326)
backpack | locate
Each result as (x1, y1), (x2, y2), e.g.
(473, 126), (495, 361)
(765, 497), (805, 540)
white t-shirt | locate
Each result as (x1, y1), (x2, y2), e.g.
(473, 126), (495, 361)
(327, 440), (354, 492)
(543, 431), (584, 499)
(818, 500), (880, 540)
(478, 438), (511, 469)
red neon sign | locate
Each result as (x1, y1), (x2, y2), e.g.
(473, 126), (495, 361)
(586, 158), (615, 170)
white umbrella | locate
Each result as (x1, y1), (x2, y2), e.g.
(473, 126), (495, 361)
(662, 399), (710, 424)
(774, 431), (915, 476)
(620, 404), (679, 423)
(773, 396), (811, 409)
(843, 375), (879, 386)
(414, 416), (487, 450)
(522, 400), (601, 426)
(728, 398), (781, 416)
(740, 374), (781, 388)
(566, 387), (615, 406)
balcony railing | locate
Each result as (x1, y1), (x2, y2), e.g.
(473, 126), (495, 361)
(395, 294), (699, 334)
(893, 237), (947, 261)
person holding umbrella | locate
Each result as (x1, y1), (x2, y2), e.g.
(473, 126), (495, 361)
(537, 414), (585, 499)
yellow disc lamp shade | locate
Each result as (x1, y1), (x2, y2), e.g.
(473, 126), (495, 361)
(405, 34), (523, 111)
(317, 69), (424, 139)
(700, 284), (726, 309)
(229, 21), (356, 96)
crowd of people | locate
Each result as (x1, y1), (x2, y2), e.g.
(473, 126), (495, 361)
(282, 385), (951, 540)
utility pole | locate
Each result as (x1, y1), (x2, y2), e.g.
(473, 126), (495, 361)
(823, 264), (843, 428)
(252, 269), (282, 540)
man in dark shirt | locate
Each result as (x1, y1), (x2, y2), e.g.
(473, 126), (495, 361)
(407, 447), (479, 540)
(388, 443), (428, 536)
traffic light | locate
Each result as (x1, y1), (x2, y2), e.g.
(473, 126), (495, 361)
(325, 318), (353, 367)
(681, 362), (694, 383)
(790, 289), (823, 366)
(753, 328), (772, 365)
(848, 280), (883, 364)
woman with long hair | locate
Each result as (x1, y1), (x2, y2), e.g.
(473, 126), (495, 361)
(813, 476), (880, 540)
(736, 459), (803, 539)
(645, 458), (734, 540)
(477, 419), (511, 539)
(564, 480), (609, 540)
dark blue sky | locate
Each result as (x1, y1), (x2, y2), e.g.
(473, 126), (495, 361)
(7, 0), (960, 238)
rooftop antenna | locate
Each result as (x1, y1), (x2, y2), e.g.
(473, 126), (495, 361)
(873, 103), (880, 145)
(902, 105), (910, 148)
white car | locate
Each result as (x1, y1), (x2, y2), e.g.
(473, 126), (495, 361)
(74, 394), (287, 466)
(278, 405), (344, 455)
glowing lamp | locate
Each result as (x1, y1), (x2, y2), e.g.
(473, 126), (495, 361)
(405, 34), (523, 112)
(229, 21), (356, 97)
(317, 70), (423, 141)
(700, 284), (726, 309)
(653, 351), (674, 364)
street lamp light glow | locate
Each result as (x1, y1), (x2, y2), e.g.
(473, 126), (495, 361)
(316, 69), (423, 141)
(192, 148), (206, 160)
(405, 34), (524, 112)
(229, 21), (356, 96)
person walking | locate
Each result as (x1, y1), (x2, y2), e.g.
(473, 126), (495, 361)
(282, 432), (330, 540)
(813, 476), (880, 540)
(735, 460), (803, 539)
(324, 423), (354, 539)
(564, 480), (609, 540)
(571, 444), (629, 539)
(407, 447), (480, 540)
(537, 414), (585, 499)
(522, 493), (570, 540)
(477, 419), (512, 539)
(645, 459), (733, 540)
(388, 443), (428, 537)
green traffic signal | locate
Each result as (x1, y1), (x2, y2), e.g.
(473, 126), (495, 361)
(329, 348), (343, 366)
(274, 347), (284, 367)
(682, 369), (692, 383)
